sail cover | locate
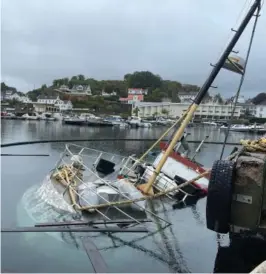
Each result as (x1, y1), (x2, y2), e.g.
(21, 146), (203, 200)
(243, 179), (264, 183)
(222, 55), (246, 74)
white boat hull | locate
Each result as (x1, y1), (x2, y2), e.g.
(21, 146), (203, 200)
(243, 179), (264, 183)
(153, 152), (209, 188)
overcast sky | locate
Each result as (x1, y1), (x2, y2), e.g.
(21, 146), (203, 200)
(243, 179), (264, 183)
(1, 0), (265, 98)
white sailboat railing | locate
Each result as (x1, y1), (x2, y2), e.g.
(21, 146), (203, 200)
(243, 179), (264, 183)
(51, 144), (170, 225)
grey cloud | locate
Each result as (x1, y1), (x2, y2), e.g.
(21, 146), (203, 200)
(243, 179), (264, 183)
(1, 0), (265, 98)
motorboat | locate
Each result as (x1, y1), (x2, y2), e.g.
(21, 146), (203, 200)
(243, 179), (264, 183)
(127, 116), (152, 128)
(249, 123), (266, 134)
(155, 117), (174, 126)
(202, 121), (218, 127)
(220, 124), (249, 132)
(87, 117), (114, 127)
(1, 112), (16, 119)
(104, 115), (129, 127)
(40, 112), (56, 121)
(63, 115), (87, 125)
(22, 112), (40, 120)
(230, 124), (250, 132)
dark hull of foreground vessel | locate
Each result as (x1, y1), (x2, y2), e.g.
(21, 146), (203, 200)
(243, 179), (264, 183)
(87, 121), (113, 127)
(63, 120), (87, 126)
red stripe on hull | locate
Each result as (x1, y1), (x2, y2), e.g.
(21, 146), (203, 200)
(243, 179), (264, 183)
(159, 142), (209, 193)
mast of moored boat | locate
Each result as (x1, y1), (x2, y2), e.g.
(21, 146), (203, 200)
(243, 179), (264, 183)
(143, 0), (261, 194)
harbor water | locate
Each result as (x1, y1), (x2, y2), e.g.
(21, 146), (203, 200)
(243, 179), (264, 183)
(1, 119), (266, 273)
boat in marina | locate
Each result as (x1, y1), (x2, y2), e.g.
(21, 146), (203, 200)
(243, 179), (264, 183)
(87, 117), (114, 127)
(202, 121), (218, 127)
(220, 123), (266, 134)
(127, 116), (152, 128)
(229, 124), (250, 132)
(40, 112), (56, 121)
(156, 117), (174, 126)
(22, 112), (41, 120)
(249, 123), (266, 134)
(63, 115), (87, 125)
(104, 115), (129, 127)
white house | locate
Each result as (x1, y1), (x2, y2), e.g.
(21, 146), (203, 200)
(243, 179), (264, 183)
(255, 102), (266, 118)
(102, 90), (117, 96)
(54, 99), (73, 111)
(71, 85), (92, 95)
(37, 95), (60, 104)
(135, 101), (242, 120)
(237, 102), (256, 117)
(9, 93), (22, 101)
(178, 91), (198, 103)
(1, 91), (32, 103)
(128, 88), (148, 95)
(59, 85), (70, 91)
(34, 96), (72, 112)
(1, 90), (14, 100)
(20, 96), (32, 104)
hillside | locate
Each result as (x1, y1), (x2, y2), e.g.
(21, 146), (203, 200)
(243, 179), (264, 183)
(26, 71), (203, 103)
(251, 93), (266, 105)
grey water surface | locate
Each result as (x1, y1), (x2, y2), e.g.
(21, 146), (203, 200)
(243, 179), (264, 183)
(1, 119), (264, 273)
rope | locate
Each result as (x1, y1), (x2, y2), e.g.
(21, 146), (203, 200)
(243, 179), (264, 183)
(240, 137), (266, 152)
(219, 4), (261, 160)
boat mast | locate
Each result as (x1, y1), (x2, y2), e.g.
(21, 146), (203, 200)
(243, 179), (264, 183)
(143, 0), (261, 194)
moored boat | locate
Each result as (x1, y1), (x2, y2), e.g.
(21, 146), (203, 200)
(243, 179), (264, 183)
(40, 112), (56, 121)
(127, 116), (152, 128)
(22, 112), (40, 120)
(87, 117), (114, 127)
(104, 115), (129, 127)
(63, 115), (87, 125)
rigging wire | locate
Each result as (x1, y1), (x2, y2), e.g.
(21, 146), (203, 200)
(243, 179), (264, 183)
(194, 0), (253, 100)
(215, 0), (252, 59)
(219, 3), (261, 160)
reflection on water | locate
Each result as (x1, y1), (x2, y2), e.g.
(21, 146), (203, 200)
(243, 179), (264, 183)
(1, 120), (266, 273)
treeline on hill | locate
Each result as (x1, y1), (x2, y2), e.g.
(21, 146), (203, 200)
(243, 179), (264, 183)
(1, 82), (24, 96)
(251, 93), (266, 105)
(26, 71), (202, 103)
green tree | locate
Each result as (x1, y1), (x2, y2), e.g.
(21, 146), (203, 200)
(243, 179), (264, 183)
(63, 78), (69, 85)
(104, 84), (114, 94)
(161, 108), (169, 117)
(1, 82), (8, 91)
(125, 71), (162, 90)
(1, 82), (17, 92)
(162, 80), (182, 102)
(252, 93), (266, 105)
(78, 74), (85, 81)
(213, 93), (224, 104)
(71, 76), (78, 81)
(41, 84), (47, 90)
(53, 80), (59, 87)
(144, 88), (164, 102)
(133, 107), (140, 116)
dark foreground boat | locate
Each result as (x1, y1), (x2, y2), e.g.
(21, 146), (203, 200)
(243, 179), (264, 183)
(87, 118), (113, 127)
